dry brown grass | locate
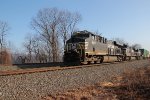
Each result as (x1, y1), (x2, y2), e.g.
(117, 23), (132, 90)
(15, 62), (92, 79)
(42, 85), (116, 100)
(108, 67), (150, 100)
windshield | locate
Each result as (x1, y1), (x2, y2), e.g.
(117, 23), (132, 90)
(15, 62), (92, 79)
(65, 43), (84, 51)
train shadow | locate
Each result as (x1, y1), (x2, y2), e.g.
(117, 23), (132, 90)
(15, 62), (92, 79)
(13, 62), (64, 69)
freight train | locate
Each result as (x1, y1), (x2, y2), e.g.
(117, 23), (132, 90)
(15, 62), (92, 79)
(63, 30), (149, 65)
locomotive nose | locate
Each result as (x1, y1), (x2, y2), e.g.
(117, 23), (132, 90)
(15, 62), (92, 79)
(63, 50), (80, 65)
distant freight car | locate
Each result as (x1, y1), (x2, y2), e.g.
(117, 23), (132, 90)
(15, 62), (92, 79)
(140, 49), (149, 59)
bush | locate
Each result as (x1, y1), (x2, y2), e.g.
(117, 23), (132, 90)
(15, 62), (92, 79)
(0, 50), (12, 65)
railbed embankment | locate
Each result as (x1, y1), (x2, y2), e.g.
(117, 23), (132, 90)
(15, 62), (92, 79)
(0, 60), (150, 100)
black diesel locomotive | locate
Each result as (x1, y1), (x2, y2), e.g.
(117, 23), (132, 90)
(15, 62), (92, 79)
(63, 30), (146, 65)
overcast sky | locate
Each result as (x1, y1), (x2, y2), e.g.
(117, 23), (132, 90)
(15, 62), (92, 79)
(0, 0), (150, 50)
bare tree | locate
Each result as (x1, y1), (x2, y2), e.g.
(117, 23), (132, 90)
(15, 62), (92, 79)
(31, 8), (81, 62)
(0, 21), (10, 50)
(31, 8), (61, 62)
(31, 8), (82, 62)
(23, 33), (46, 63)
(59, 10), (81, 49)
(23, 33), (34, 63)
(0, 21), (10, 64)
(32, 35), (48, 63)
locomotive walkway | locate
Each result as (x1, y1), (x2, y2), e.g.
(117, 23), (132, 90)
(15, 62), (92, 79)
(0, 60), (150, 99)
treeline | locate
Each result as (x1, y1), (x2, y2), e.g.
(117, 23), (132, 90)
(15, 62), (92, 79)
(0, 7), (142, 64)
(0, 8), (81, 64)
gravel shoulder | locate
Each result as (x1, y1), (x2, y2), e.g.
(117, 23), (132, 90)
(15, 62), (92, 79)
(0, 60), (150, 100)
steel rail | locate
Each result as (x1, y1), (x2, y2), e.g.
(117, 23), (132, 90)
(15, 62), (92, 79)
(0, 60), (145, 76)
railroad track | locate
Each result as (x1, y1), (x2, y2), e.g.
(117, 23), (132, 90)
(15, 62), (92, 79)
(0, 60), (143, 76)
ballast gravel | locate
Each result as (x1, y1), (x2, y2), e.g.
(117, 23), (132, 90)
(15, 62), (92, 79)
(0, 60), (150, 100)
